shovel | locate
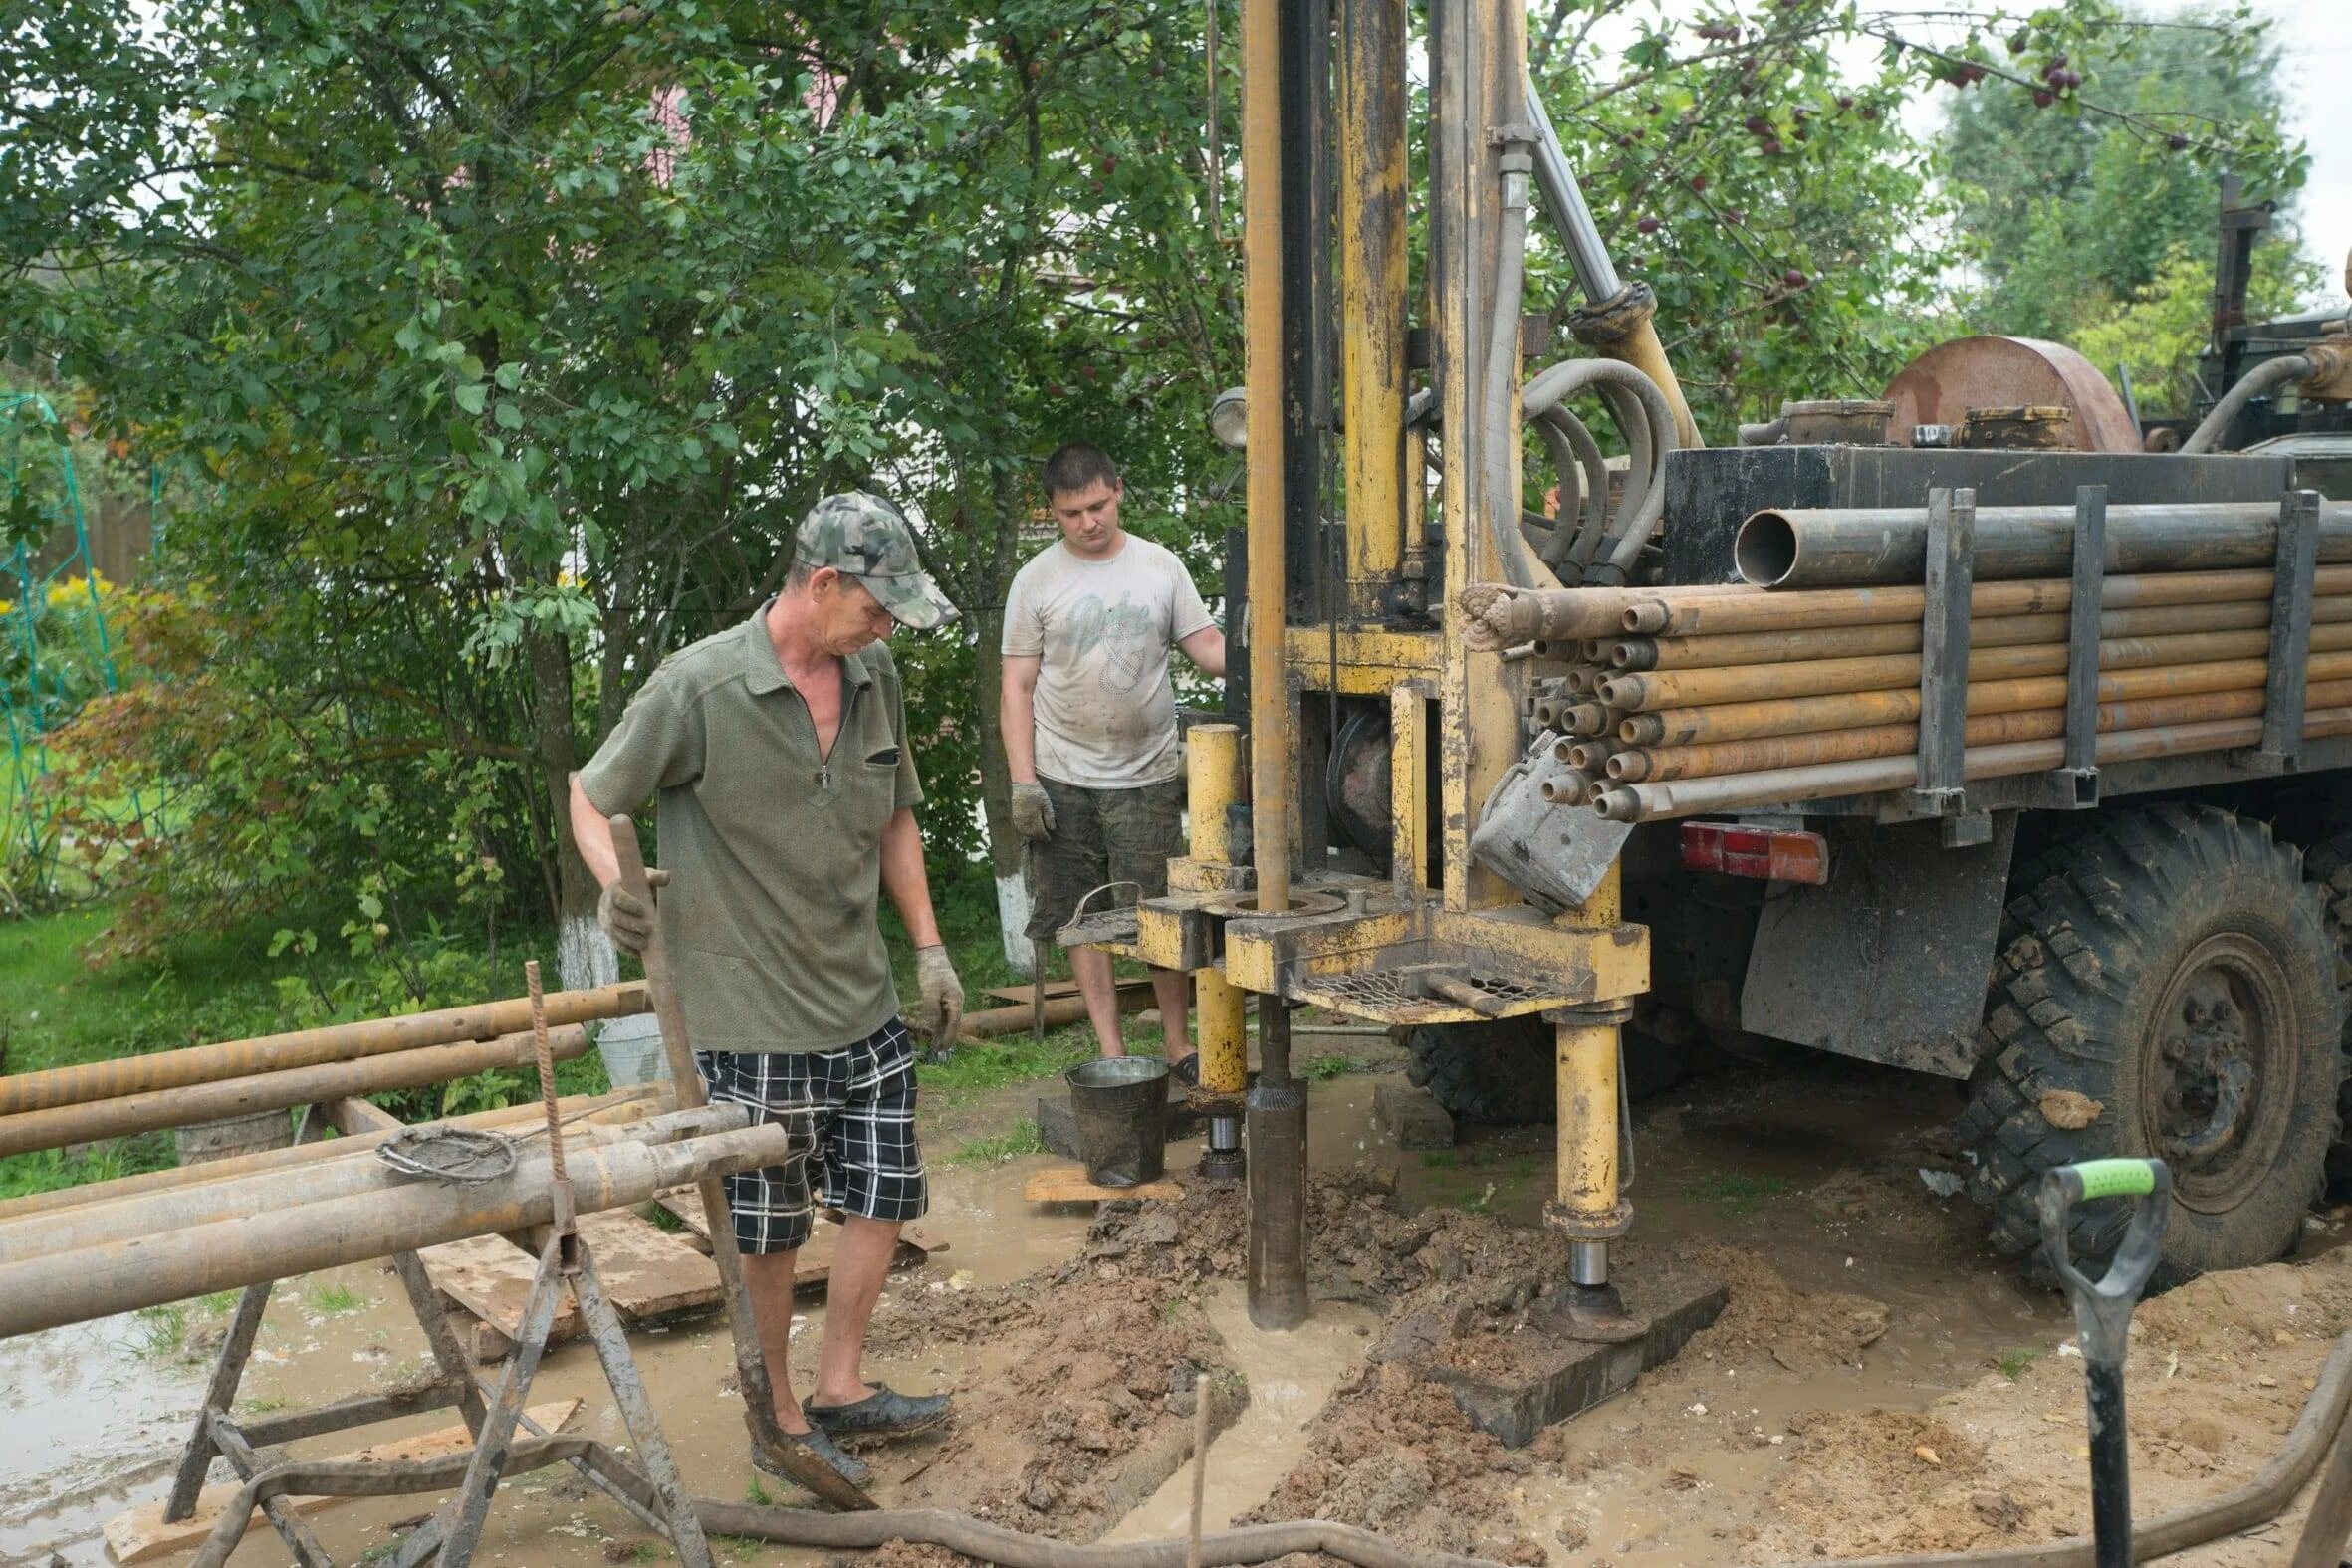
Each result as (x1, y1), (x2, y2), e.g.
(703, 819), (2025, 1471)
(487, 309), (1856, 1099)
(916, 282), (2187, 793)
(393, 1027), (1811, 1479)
(2037, 1157), (2171, 1568)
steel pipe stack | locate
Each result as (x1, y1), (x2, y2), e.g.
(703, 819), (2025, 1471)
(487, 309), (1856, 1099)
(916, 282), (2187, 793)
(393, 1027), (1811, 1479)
(1458, 495), (2347, 823)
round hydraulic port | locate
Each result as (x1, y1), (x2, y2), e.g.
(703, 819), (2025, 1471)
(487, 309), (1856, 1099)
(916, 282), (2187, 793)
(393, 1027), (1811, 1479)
(1203, 889), (1349, 920)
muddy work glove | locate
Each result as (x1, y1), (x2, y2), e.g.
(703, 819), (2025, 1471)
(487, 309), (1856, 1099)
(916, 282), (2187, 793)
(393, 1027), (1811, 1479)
(1010, 782), (1056, 842)
(913, 943), (965, 1056)
(596, 868), (670, 954)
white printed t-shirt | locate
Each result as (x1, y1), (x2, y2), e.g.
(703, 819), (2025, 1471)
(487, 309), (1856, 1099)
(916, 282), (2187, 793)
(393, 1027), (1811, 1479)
(1002, 535), (1215, 788)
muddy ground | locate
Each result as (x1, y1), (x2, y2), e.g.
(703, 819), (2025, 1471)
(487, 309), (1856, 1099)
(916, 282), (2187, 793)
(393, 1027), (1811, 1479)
(3, 1034), (2343, 1566)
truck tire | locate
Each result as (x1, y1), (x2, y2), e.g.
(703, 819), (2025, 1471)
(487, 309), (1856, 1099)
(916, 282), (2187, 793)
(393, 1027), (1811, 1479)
(1404, 1016), (1694, 1126)
(1957, 804), (2343, 1281)
(2301, 835), (2352, 1196)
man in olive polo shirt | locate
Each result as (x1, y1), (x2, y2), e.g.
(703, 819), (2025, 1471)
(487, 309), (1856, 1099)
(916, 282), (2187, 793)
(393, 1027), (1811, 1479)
(567, 491), (965, 1490)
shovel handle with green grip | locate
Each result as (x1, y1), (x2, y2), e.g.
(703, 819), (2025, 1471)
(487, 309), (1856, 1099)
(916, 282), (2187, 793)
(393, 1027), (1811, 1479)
(2037, 1157), (2171, 1568)
(608, 815), (878, 1512)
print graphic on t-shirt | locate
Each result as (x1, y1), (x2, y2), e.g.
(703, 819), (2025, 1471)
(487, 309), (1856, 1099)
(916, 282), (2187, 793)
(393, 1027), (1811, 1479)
(1050, 592), (1158, 695)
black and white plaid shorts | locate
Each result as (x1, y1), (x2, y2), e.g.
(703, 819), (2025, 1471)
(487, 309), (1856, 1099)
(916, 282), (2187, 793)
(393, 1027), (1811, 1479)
(694, 1017), (928, 1254)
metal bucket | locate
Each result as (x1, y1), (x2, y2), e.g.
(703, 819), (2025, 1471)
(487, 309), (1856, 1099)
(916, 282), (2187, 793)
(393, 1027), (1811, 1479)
(174, 1107), (297, 1166)
(594, 1013), (671, 1088)
(1064, 1056), (1171, 1189)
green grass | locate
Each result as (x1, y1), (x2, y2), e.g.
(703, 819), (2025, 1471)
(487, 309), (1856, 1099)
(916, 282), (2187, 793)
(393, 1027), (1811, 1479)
(644, 1201), (686, 1232)
(1301, 1053), (1353, 1081)
(306, 1282), (366, 1315)
(743, 1477), (775, 1506)
(942, 1117), (1047, 1167)
(1996, 1346), (2040, 1380)
(917, 1025), (1101, 1100)
(1681, 1169), (1793, 1218)
(1418, 1152), (1542, 1212)
(131, 1302), (189, 1359)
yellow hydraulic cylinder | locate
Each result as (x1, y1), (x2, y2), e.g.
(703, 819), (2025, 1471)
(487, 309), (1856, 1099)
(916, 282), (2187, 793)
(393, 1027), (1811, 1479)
(1186, 724), (1251, 1101)
(1544, 860), (1636, 1303)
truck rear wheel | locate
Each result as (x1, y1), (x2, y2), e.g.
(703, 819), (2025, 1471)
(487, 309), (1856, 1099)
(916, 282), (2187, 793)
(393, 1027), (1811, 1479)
(2299, 834), (2352, 1196)
(1957, 804), (2343, 1281)
(1404, 1015), (1694, 1126)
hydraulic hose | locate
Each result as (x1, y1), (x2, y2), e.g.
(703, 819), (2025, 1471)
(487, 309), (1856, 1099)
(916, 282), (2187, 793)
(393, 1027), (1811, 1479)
(1484, 150), (1540, 588)
(1480, 158), (1678, 593)
(2182, 353), (2312, 453)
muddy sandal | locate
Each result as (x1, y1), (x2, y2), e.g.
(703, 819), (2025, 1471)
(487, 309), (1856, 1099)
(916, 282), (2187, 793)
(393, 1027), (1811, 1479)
(1168, 1053), (1201, 1088)
(806, 1384), (952, 1445)
(754, 1425), (872, 1490)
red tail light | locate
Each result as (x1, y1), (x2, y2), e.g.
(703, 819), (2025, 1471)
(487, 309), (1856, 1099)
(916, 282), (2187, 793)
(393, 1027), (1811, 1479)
(1680, 821), (1829, 885)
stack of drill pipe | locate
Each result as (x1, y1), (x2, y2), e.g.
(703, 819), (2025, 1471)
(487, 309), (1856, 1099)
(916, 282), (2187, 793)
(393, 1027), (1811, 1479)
(1456, 535), (2352, 821)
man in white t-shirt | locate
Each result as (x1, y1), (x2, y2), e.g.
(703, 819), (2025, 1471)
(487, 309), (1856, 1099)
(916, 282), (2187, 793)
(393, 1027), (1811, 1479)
(1002, 443), (1227, 1075)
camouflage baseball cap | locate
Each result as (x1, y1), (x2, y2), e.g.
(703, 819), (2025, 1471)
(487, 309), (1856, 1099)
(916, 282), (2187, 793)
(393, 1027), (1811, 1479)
(795, 491), (958, 630)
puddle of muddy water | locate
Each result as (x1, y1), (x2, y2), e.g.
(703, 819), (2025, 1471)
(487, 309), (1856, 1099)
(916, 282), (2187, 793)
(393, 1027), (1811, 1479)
(1101, 1282), (1383, 1543)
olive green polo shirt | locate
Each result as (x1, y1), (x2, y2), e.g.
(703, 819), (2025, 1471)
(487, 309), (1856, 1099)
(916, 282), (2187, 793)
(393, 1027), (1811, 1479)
(580, 603), (923, 1054)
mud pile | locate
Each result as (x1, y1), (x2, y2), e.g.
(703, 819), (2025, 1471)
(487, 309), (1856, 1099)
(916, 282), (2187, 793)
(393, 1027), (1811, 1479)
(867, 1269), (1239, 1541)
(1242, 1360), (1550, 1564)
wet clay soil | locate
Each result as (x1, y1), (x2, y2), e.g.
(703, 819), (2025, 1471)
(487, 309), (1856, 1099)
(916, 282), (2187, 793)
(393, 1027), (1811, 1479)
(5, 1046), (2346, 1566)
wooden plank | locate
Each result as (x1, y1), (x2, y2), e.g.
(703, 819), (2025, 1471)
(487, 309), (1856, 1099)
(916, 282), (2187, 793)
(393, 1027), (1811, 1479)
(419, 1233), (584, 1344)
(104, 1400), (580, 1564)
(574, 1209), (719, 1324)
(1023, 1165), (1183, 1204)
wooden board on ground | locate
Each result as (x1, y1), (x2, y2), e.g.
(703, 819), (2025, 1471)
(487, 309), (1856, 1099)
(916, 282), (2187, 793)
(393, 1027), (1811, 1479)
(104, 1399), (580, 1564)
(651, 1188), (945, 1290)
(1023, 1164), (1183, 1204)
(423, 1209), (724, 1361)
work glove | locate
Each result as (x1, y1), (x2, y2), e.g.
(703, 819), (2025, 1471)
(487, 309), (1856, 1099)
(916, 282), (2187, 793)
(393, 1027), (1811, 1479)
(914, 943), (965, 1057)
(596, 868), (669, 955)
(1010, 782), (1056, 842)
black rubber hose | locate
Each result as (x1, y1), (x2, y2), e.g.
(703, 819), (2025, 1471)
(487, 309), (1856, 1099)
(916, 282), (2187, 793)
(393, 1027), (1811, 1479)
(2181, 353), (2312, 453)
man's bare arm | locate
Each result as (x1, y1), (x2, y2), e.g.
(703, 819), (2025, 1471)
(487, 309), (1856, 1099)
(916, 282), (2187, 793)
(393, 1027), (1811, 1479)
(1001, 653), (1044, 784)
(1178, 626), (1227, 678)
(879, 806), (943, 948)
(568, 773), (623, 888)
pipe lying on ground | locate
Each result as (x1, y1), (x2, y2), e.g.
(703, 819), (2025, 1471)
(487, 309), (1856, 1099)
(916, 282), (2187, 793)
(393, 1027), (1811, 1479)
(0, 982), (648, 1118)
(0, 1116), (780, 1339)
(1594, 705), (2352, 822)
(1599, 623), (2352, 712)
(0, 1104), (744, 1267)
(1609, 595), (2351, 670)
(0, 1085), (662, 1224)
(1617, 651), (2352, 746)
(1618, 565), (2352, 637)
(1735, 501), (2352, 590)
(0, 1024), (594, 1160)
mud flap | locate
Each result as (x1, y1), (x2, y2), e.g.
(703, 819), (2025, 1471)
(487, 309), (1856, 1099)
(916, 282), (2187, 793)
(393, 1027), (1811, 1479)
(1739, 813), (2015, 1078)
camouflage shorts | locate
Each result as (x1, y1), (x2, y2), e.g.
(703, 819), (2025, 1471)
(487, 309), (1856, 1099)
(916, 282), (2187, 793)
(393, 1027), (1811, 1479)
(1024, 778), (1185, 945)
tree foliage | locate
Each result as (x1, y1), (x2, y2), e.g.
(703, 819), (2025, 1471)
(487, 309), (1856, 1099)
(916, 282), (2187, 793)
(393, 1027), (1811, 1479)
(1941, 1), (2310, 342)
